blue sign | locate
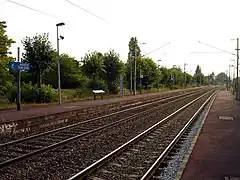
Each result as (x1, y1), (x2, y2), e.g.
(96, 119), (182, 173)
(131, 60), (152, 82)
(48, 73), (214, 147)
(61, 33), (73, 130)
(9, 62), (30, 71)
(18, 63), (30, 70)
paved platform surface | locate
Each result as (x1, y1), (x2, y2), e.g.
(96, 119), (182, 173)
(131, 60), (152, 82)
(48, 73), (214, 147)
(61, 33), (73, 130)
(181, 91), (240, 180)
(0, 90), (184, 122)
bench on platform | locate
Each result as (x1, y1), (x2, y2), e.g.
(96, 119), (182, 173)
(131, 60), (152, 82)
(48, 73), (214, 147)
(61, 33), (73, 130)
(92, 90), (105, 100)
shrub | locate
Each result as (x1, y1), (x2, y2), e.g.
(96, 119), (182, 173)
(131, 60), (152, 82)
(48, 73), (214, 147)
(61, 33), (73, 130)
(7, 82), (57, 103)
(36, 84), (58, 103)
(7, 86), (17, 103)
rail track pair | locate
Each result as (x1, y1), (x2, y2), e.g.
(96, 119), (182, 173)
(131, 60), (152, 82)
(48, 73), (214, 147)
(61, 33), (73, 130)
(0, 88), (218, 179)
(68, 89), (218, 180)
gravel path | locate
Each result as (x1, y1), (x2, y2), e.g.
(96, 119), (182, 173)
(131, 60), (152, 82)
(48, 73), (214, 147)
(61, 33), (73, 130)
(0, 90), (208, 180)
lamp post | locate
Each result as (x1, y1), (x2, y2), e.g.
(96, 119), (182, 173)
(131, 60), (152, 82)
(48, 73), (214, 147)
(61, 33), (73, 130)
(230, 59), (235, 94)
(157, 60), (162, 68)
(229, 64), (234, 91)
(56, 22), (65, 106)
(231, 38), (239, 99)
(134, 42), (146, 95)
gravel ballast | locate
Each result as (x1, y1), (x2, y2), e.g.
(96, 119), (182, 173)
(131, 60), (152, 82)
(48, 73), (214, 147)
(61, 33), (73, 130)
(0, 89), (216, 180)
(0, 91), (209, 180)
(0, 88), (200, 143)
(156, 94), (213, 180)
(86, 92), (212, 180)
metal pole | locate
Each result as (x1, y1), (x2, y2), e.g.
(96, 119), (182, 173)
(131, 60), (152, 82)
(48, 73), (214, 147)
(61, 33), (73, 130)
(57, 26), (61, 105)
(184, 63), (186, 88)
(140, 69), (142, 94)
(158, 60), (161, 68)
(233, 63), (235, 95)
(229, 65), (231, 91)
(226, 72), (228, 90)
(120, 75), (123, 97)
(236, 38), (239, 99)
(17, 47), (21, 111)
(134, 46), (137, 95)
(130, 52), (132, 95)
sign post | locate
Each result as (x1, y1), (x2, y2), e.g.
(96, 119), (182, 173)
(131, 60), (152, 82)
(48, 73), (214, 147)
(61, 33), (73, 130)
(8, 48), (30, 111)
(17, 47), (21, 111)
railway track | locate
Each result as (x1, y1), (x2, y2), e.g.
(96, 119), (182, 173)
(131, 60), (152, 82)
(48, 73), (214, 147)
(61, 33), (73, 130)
(0, 88), (202, 143)
(0, 89), (207, 169)
(67, 89), (217, 180)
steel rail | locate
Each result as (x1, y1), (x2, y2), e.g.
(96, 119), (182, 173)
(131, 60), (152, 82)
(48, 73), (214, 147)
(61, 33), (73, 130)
(67, 89), (217, 180)
(0, 90), (201, 148)
(0, 89), (207, 169)
(140, 90), (218, 180)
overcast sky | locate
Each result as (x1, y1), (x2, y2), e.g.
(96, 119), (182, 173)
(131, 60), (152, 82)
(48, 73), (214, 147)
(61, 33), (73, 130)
(1, 0), (240, 76)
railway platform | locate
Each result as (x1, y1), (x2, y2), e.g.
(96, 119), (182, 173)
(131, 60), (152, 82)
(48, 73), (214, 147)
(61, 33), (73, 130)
(179, 91), (240, 180)
(0, 89), (191, 123)
(0, 92), (156, 122)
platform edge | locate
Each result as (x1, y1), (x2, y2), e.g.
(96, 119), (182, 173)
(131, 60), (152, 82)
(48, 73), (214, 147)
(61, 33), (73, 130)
(174, 91), (218, 180)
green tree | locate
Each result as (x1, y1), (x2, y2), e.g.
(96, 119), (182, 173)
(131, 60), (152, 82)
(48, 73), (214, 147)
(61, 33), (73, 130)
(215, 72), (227, 84)
(128, 37), (141, 61)
(193, 65), (204, 85)
(81, 51), (106, 89)
(43, 53), (85, 89)
(137, 57), (162, 89)
(126, 37), (141, 90)
(186, 73), (193, 85)
(209, 72), (215, 85)
(159, 67), (171, 87)
(169, 66), (184, 87)
(22, 33), (55, 88)
(103, 50), (124, 93)
(0, 21), (15, 95)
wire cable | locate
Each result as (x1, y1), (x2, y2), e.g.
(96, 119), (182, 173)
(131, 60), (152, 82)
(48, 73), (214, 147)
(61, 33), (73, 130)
(198, 40), (236, 56)
(5, 0), (58, 19)
(191, 52), (227, 54)
(64, 0), (108, 24)
(142, 42), (171, 57)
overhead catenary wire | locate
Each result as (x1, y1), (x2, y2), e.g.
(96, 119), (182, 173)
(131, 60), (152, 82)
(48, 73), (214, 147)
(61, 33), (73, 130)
(5, 0), (170, 61)
(191, 52), (228, 54)
(5, 0), (108, 25)
(5, 0), (58, 19)
(198, 40), (236, 56)
(142, 42), (171, 57)
(64, 0), (108, 24)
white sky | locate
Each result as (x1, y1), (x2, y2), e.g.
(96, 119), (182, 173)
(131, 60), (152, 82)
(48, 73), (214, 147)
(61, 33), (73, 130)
(1, 0), (239, 76)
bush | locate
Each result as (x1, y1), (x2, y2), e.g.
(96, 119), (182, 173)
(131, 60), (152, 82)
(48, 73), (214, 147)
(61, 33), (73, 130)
(36, 84), (58, 103)
(7, 86), (18, 103)
(7, 82), (57, 103)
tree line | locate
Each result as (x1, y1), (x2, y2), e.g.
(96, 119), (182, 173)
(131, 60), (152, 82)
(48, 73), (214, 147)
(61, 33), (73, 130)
(0, 21), (217, 103)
